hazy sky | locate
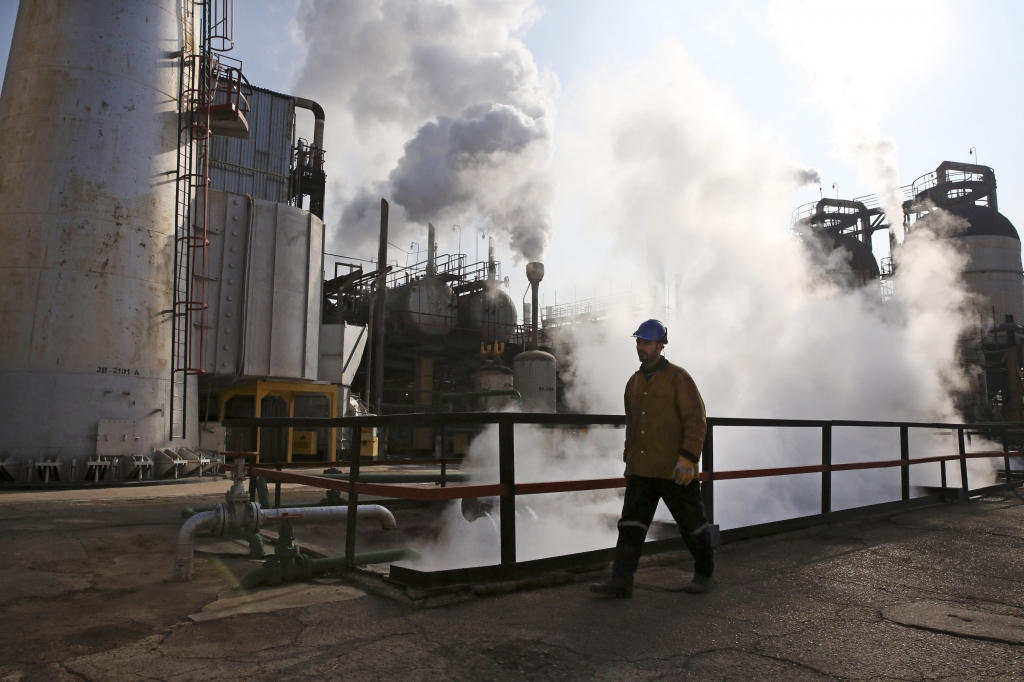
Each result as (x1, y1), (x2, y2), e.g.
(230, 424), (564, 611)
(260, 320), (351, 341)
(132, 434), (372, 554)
(2, 1), (1021, 304)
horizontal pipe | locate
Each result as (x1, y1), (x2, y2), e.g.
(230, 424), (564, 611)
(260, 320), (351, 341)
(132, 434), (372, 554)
(239, 548), (421, 589)
(261, 504), (396, 530)
(181, 506), (215, 519)
(440, 390), (522, 402)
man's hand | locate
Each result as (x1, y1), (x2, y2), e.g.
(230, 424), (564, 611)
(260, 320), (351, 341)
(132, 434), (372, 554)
(671, 457), (697, 485)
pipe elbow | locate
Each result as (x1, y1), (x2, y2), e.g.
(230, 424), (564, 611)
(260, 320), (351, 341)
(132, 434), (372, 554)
(359, 504), (397, 530)
(172, 509), (222, 581)
(293, 97), (325, 120)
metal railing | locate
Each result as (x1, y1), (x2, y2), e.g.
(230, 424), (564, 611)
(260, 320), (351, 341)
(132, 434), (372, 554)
(223, 413), (1024, 576)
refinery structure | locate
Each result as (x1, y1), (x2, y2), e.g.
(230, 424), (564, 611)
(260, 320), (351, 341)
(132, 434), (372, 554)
(3, 5), (1024, 680)
(794, 161), (1024, 423)
(1, 0), (1023, 487)
(0, 0), (561, 482)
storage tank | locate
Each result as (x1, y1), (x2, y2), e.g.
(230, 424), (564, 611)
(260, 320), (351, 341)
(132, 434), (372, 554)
(385, 222), (457, 338)
(474, 361), (514, 411)
(386, 277), (458, 338)
(0, 1), (193, 474)
(457, 282), (518, 343)
(946, 204), (1024, 325)
(903, 162), (1024, 325)
(513, 350), (557, 413)
(457, 236), (518, 343)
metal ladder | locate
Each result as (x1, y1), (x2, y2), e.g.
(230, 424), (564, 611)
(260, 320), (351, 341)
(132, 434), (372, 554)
(170, 0), (235, 441)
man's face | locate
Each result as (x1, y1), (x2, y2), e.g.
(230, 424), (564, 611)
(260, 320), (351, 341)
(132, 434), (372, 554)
(636, 338), (664, 364)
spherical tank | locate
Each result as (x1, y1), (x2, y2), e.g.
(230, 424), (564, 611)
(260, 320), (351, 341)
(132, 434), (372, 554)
(457, 282), (518, 343)
(0, 1), (193, 471)
(945, 204), (1024, 325)
(474, 362), (514, 411)
(385, 276), (457, 338)
(513, 350), (557, 413)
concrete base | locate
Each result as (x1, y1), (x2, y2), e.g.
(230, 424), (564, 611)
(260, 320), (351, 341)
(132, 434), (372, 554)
(190, 582), (366, 622)
(0, 370), (197, 478)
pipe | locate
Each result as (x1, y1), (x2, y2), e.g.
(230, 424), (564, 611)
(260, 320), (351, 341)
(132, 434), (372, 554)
(373, 200), (389, 416)
(260, 504), (396, 530)
(427, 223), (436, 276)
(174, 509), (223, 581)
(488, 236), (496, 280)
(292, 97), (325, 152)
(239, 547), (422, 589)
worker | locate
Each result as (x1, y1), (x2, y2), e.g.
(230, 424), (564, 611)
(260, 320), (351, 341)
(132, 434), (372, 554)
(590, 318), (715, 598)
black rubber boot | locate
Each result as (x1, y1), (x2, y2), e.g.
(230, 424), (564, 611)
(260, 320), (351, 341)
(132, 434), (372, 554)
(682, 527), (715, 577)
(589, 576), (633, 598)
(683, 573), (716, 594)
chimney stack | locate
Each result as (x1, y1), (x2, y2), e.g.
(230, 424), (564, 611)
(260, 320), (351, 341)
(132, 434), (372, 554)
(526, 262), (544, 350)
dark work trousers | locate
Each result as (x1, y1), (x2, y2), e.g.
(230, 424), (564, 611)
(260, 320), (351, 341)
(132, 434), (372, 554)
(612, 475), (714, 582)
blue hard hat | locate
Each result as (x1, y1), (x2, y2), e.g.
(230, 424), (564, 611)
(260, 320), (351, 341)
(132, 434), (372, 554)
(632, 319), (668, 343)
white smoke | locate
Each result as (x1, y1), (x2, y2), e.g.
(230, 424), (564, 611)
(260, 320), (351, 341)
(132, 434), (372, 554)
(768, 0), (946, 242)
(396, 38), (990, 570)
(292, 0), (555, 261)
(390, 103), (553, 261)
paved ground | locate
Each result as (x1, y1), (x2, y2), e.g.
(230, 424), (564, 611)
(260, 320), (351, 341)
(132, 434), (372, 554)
(1, 481), (1022, 681)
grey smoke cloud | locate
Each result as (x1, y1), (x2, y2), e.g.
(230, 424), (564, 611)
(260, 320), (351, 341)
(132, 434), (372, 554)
(292, 0), (555, 261)
(794, 165), (822, 186)
(390, 103), (553, 261)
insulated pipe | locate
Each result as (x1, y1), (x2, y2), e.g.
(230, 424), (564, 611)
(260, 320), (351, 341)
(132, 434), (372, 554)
(173, 509), (223, 581)
(260, 504), (396, 530)
(173, 500), (397, 581)
(293, 97), (325, 152)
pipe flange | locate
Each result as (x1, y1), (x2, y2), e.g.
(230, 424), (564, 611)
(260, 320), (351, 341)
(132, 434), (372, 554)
(211, 503), (229, 536)
(245, 501), (262, 534)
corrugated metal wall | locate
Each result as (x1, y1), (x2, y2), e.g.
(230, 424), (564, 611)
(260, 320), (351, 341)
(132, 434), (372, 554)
(209, 87), (294, 203)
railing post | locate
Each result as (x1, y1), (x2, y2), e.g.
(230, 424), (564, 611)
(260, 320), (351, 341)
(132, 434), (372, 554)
(957, 427), (969, 500)
(274, 462), (281, 508)
(701, 424), (714, 525)
(345, 418), (363, 567)
(1003, 428), (1011, 489)
(498, 419), (516, 565)
(821, 424), (831, 515)
(900, 425), (910, 501)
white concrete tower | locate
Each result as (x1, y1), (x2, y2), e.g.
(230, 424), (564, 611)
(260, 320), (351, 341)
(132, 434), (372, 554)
(0, 0), (195, 474)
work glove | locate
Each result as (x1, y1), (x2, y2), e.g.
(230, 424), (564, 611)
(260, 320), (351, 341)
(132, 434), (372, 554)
(671, 456), (697, 486)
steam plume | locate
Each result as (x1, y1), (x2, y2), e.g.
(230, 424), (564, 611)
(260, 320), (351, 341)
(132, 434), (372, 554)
(292, 0), (555, 261)
(768, 0), (945, 241)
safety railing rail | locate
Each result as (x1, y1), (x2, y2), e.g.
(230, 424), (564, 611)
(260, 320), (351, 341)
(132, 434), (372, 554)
(222, 413), (1024, 569)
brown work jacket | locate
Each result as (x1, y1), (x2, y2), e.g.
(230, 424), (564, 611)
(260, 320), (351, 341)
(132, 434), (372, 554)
(624, 358), (707, 480)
